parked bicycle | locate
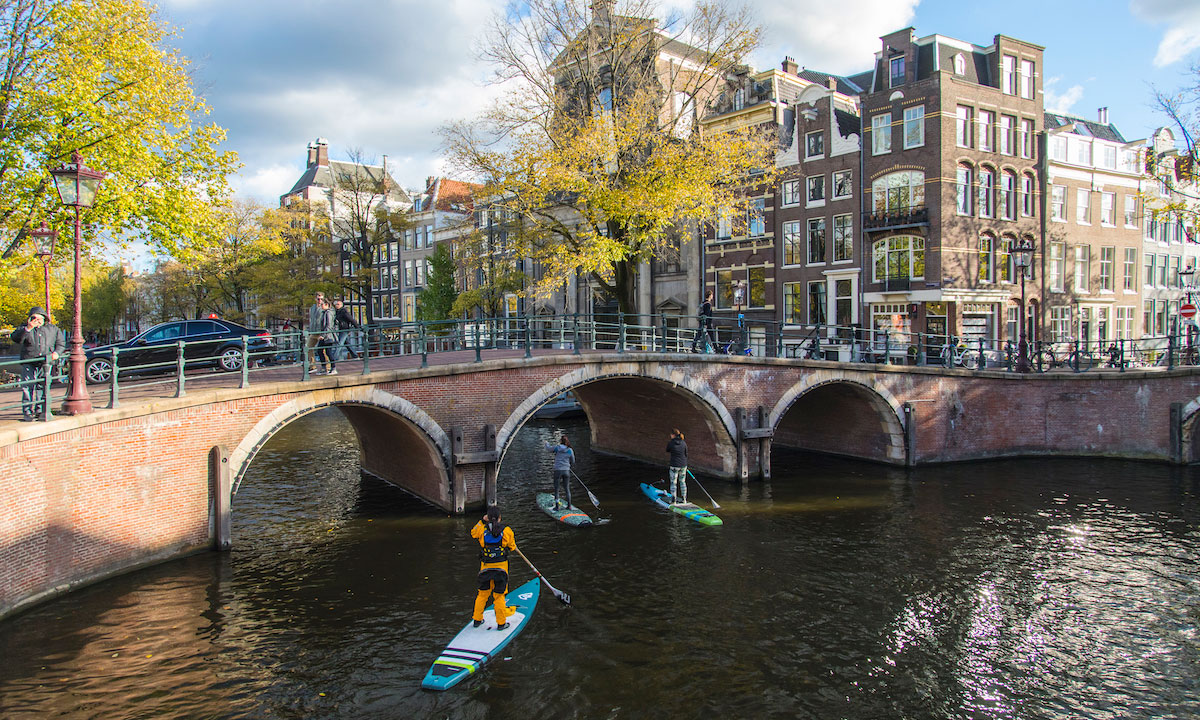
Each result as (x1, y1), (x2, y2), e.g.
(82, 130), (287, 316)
(1033, 339), (1095, 372)
(939, 336), (981, 370)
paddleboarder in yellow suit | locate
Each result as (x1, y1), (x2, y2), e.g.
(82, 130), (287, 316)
(471, 505), (517, 630)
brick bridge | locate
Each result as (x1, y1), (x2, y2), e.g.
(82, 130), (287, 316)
(3, 352), (1200, 618)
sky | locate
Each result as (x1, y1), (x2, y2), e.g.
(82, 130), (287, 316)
(157, 0), (1200, 206)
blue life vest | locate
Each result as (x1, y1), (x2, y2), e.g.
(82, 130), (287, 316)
(479, 523), (508, 563)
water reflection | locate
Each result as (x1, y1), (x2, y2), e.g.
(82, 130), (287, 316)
(0, 408), (1197, 719)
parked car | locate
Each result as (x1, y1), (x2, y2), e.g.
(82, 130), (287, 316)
(84, 318), (275, 384)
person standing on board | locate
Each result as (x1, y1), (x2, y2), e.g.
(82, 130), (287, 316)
(690, 290), (715, 353)
(544, 434), (576, 509)
(470, 505), (517, 630)
(666, 428), (688, 503)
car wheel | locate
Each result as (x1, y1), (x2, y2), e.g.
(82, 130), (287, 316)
(218, 347), (244, 371)
(85, 357), (113, 385)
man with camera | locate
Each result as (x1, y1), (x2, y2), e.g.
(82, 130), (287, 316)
(10, 306), (65, 421)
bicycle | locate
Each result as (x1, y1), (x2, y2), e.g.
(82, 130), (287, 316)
(939, 336), (981, 370)
(1033, 339), (1096, 372)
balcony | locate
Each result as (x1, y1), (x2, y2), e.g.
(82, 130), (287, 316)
(863, 205), (930, 231)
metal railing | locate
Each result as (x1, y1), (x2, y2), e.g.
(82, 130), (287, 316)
(3, 315), (1198, 422)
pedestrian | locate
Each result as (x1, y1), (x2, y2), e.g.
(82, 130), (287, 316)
(333, 299), (360, 360)
(306, 291), (325, 369)
(9, 306), (65, 421)
(690, 289), (715, 353)
(470, 505), (517, 630)
(666, 428), (688, 504)
(544, 434), (576, 509)
(315, 298), (337, 375)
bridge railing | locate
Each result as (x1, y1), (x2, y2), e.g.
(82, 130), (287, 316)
(3, 315), (1198, 421)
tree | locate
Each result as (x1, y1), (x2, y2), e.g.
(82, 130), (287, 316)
(442, 0), (777, 314)
(417, 240), (459, 327)
(451, 224), (527, 319)
(245, 200), (341, 326)
(1150, 67), (1200, 232)
(0, 0), (238, 267)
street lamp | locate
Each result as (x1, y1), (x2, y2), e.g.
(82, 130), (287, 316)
(1012, 236), (1036, 373)
(50, 151), (106, 415)
(28, 222), (58, 315)
(1180, 266), (1196, 360)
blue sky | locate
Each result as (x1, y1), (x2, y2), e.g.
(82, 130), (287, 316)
(156, 0), (1200, 207)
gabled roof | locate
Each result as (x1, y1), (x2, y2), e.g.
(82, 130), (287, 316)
(1045, 111), (1127, 144)
(413, 177), (482, 214)
(796, 69), (867, 96)
(285, 160), (410, 203)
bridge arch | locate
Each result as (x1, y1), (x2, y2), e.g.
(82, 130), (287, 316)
(769, 372), (907, 465)
(230, 387), (453, 508)
(1179, 396), (1200, 463)
(495, 362), (740, 477)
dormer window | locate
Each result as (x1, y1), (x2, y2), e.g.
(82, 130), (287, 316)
(889, 56), (905, 87)
(953, 54), (965, 75)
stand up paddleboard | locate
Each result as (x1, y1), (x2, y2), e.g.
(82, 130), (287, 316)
(535, 492), (593, 527)
(421, 578), (540, 691)
(640, 482), (722, 526)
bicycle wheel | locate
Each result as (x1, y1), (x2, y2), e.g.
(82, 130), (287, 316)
(961, 351), (980, 370)
(1032, 350), (1054, 371)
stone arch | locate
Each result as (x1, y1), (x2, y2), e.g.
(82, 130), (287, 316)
(229, 386), (453, 508)
(769, 372), (907, 465)
(1180, 396), (1200, 463)
(495, 362), (740, 476)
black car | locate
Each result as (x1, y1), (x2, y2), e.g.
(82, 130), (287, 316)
(84, 318), (275, 384)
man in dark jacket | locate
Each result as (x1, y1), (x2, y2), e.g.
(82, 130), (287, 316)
(10, 306), (65, 421)
(332, 299), (360, 360)
(690, 290), (715, 353)
(666, 428), (688, 503)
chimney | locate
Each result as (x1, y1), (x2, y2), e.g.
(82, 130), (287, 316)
(827, 76), (838, 91)
(1098, 107), (1109, 126)
(591, 0), (613, 23)
(308, 138), (329, 168)
(781, 56), (798, 75)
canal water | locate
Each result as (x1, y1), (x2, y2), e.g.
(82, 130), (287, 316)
(1, 408), (1199, 719)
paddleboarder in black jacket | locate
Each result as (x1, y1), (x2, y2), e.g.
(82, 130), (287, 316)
(666, 429), (688, 504)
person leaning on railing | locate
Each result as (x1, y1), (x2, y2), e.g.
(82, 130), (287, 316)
(9, 306), (64, 422)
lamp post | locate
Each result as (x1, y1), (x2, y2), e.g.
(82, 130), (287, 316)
(29, 222), (58, 315)
(1012, 236), (1036, 373)
(50, 151), (106, 415)
(1181, 266), (1196, 360)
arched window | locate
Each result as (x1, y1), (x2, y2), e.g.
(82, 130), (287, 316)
(953, 54), (966, 75)
(873, 235), (926, 282)
(871, 170), (926, 215)
(979, 233), (995, 282)
(1001, 170), (1017, 220)
(978, 166), (995, 218)
(956, 163), (973, 215)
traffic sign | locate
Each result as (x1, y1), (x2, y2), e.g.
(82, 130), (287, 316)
(1181, 302), (1197, 320)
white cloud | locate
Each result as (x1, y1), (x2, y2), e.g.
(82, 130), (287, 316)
(750, 0), (919, 74)
(1130, 0), (1200, 67)
(1044, 77), (1084, 114)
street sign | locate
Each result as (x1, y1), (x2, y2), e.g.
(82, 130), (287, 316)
(1181, 302), (1197, 320)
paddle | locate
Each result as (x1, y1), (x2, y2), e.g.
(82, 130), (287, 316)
(685, 468), (722, 510)
(514, 545), (572, 605)
(570, 469), (601, 509)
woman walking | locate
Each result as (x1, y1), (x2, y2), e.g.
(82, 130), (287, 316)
(315, 298), (337, 375)
(544, 434), (576, 510)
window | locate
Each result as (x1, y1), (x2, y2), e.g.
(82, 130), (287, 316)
(999, 115), (1014, 155)
(1076, 189), (1090, 224)
(998, 236), (1013, 283)
(1049, 242), (1065, 291)
(1019, 118), (1034, 158)
(1019, 60), (1034, 99)
(1144, 253), (1155, 287)
(1071, 137), (1092, 166)
(835, 279), (853, 327)
(1049, 136), (1067, 161)
(1051, 185), (1066, 221)
(1123, 247), (1137, 291)
(716, 210), (731, 239)
(808, 281), (827, 324)
(956, 106), (973, 147)
(1021, 174), (1035, 217)
(1101, 145), (1117, 169)
(1144, 300), (1155, 337)
(979, 234), (995, 282)
(783, 283), (804, 324)
(833, 170), (853, 199)
(1159, 253), (1168, 287)
(953, 54), (966, 75)
(890, 56), (905, 86)
(956, 165), (973, 215)
(872, 236), (925, 281)
(1002, 55), (1017, 95)
(873, 170), (926, 214)
(833, 214), (853, 261)
(1116, 306), (1134, 340)
(1101, 192), (1115, 225)
(1001, 171), (1017, 220)
(903, 106), (925, 148)
(978, 167), (995, 218)
(978, 110), (994, 152)
(1074, 245), (1090, 292)
(781, 179), (800, 206)
(1099, 246), (1115, 291)
(783, 221), (802, 265)
(805, 131), (824, 159)
(807, 175), (825, 205)
(872, 113), (892, 154)
(1050, 305), (1071, 342)
(747, 198), (765, 237)
(807, 218), (826, 264)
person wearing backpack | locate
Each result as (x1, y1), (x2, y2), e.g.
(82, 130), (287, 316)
(470, 505), (517, 630)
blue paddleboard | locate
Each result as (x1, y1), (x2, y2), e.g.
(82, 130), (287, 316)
(640, 482), (723, 526)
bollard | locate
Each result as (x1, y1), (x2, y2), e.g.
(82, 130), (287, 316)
(109, 346), (121, 408)
(420, 322), (428, 368)
(175, 340), (187, 397)
(573, 314), (581, 355)
(302, 330), (311, 380)
(40, 355), (52, 422)
(524, 316), (532, 359)
(240, 335), (250, 388)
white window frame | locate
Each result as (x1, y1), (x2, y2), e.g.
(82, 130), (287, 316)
(1076, 188), (1091, 225)
(832, 170), (853, 200)
(781, 179), (800, 207)
(903, 106), (925, 149)
(872, 113), (892, 155)
(956, 106), (972, 148)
